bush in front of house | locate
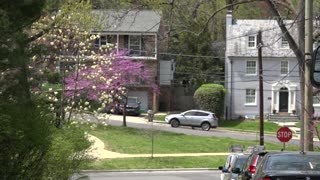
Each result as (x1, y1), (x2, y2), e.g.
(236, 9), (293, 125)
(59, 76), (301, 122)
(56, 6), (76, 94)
(194, 83), (226, 118)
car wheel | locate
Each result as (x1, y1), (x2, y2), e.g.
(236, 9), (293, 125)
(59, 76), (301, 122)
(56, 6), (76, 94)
(170, 119), (180, 128)
(201, 122), (211, 131)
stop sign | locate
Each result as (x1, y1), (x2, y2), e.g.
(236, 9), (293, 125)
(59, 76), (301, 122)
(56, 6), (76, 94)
(277, 127), (292, 142)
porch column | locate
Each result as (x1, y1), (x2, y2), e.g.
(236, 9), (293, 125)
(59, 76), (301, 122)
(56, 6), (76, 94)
(272, 90), (279, 112)
(155, 34), (157, 58)
(288, 90), (292, 113)
(116, 34), (119, 53)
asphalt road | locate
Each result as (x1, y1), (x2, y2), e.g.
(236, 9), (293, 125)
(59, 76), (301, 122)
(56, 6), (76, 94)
(73, 170), (221, 180)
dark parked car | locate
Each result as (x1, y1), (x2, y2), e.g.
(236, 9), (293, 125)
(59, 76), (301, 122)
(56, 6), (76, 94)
(253, 151), (320, 180)
(165, 110), (218, 131)
(238, 151), (269, 180)
(116, 96), (141, 116)
(219, 154), (249, 180)
(101, 96), (141, 116)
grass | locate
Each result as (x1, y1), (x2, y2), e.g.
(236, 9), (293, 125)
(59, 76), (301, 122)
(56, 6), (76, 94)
(41, 82), (62, 91)
(85, 125), (300, 170)
(88, 125), (299, 154)
(84, 156), (227, 170)
(154, 114), (167, 121)
(219, 120), (280, 133)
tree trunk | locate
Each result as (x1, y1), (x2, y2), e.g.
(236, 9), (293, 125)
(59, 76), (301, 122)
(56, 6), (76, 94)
(123, 95), (128, 127)
(297, 0), (306, 151)
(265, 0), (309, 150)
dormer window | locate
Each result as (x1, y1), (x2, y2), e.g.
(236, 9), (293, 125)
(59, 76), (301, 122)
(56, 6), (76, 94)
(248, 35), (256, 48)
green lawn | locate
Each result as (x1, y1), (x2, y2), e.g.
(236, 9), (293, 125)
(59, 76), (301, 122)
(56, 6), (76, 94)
(84, 156), (227, 170)
(89, 125), (298, 154)
(219, 120), (280, 133)
(153, 114), (167, 121)
(85, 125), (299, 170)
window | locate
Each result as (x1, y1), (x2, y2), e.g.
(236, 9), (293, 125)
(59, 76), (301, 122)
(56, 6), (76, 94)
(314, 92), (320, 105)
(246, 89), (256, 105)
(281, 36), (289, 48)
(246, 60), (257, 75)
(248, 35), (256, 48)
(195, 112), (209, 116)
(184, 111), (196, 116)
(129, 35), (145, 56)
(94, 35), (111, 47)
(280, 61), (289, 75)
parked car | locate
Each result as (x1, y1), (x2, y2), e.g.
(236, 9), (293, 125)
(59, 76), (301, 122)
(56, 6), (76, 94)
(164, 110), (218, 131)
(238, 151), (269, 180)
(219, 154), (249, 180)
(116, 96), (141, 116)
(253, 151), (320, 180)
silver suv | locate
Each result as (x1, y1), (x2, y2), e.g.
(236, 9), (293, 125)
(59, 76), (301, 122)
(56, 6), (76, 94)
(165, 110), (218, 131)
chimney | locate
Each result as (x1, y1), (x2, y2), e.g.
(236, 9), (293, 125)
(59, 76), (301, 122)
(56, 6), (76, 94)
(226, 10), (233, 25)
(226, 0), (233, 25)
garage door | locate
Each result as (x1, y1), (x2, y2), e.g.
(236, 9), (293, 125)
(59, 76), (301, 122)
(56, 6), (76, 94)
(128, 91), (148, 111)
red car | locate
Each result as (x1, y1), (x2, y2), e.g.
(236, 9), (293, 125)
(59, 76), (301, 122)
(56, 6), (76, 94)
(238, 151), (268, 180)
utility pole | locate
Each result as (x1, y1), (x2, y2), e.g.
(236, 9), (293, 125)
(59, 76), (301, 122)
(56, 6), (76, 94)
(304, 0), (313, 151)
(258, 30), (264, 146)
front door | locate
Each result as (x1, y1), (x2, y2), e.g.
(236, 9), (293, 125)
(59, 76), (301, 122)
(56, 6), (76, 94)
(279, 88), (288, 112)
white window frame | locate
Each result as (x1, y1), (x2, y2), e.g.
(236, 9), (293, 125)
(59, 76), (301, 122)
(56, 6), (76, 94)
(129, 35), (142, 56)
(246, 60), (257, 75)
(248, 35), (257, 48)
(281, 36), (289, 48)
(94, 35), (110, 47)
(245, 89), (257, 105)
(280, 60), (289, 76)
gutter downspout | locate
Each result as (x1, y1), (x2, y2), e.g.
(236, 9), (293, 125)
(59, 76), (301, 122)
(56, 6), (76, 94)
(230, 59), (233, 120)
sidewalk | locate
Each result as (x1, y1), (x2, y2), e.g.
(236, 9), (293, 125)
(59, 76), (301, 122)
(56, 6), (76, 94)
(87, 134), (229, 159)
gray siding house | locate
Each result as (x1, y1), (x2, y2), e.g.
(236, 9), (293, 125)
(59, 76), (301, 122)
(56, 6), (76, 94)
(224, 11), (320, 120)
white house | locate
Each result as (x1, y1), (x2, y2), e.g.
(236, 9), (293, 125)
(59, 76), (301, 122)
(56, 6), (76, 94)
(224, 11), (320, 120)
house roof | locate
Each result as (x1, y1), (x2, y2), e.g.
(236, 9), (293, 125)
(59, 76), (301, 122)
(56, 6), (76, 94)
(226, 19), (297, 57)
(92, 10), (161, 33)
(231, 19), (295, 34)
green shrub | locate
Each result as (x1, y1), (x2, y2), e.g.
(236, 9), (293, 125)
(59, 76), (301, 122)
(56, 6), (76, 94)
(44, 123), (92, 180)
(0, 98), (93, 180)
(0, 103), (52, 179)
(194, 83), (226, 118)
(46, 71), (62, 84)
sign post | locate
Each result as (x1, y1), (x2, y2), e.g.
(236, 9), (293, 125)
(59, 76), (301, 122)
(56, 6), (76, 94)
(277, 127), (293, 150)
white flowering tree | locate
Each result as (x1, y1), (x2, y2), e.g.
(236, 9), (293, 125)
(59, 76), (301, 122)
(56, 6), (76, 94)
(30, 10), (156, 128)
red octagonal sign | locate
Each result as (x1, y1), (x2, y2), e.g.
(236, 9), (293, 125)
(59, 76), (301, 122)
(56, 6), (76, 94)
(277, 127), (293, 142)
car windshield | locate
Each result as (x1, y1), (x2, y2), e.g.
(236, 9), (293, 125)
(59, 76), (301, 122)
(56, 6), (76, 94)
(267, 154), (320, 171)
(127, 98), (137, 104)
(234, 157), (248, 170)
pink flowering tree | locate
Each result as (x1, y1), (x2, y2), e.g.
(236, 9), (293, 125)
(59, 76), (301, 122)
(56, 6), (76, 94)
(64, 50), (157, 126)
(29, 7), (158, 127)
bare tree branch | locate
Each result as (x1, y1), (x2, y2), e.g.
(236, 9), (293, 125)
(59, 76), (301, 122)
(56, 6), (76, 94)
(191, 0), (204, 19)
(198, 0), (263, 36)
(265, 0), (304, 62)
(273, 0), (297, 16)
